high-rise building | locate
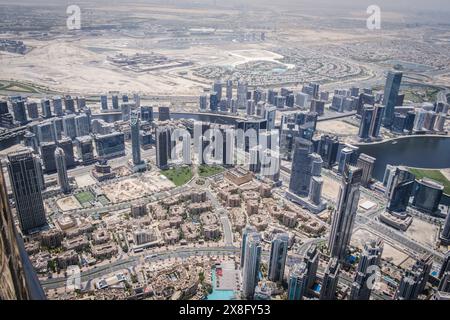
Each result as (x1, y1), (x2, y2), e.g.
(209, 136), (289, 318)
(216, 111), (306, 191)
(12, 100), (28, 125)
(54, 147), (71, 194)
(303, 244), (319, 289)
(156, 126), (170, 169)
(328, 166), (362, 262)
(40, 141), (57, 173)
(75, 136), (95, 164)
(356, 153), (376, 187)
(140, 106), (153, 123)
(37, 121), (56, 143)
(63, 114), (77, 140)
(112, 95), (119, 110)
(440, 213), (450, 245)
(395, 270), (421, 300)
(317, 135), (339, 169)
(94, 132), (125, 159)
(240, 225), (257, 269)
(386, 166), (415, 215)
(199, 94), (208, 111)
(100, 95), (108, 111)
(57, 137), (76, 168)
(439, 252), (450, 279)
(226, 79), (233, 101)
(337, 147), (353, 174)
(242, 232), (262, 299)
(6, 149), (47, 234)
(24, 131), (39, 154)
(213, 80), (223, 101)
(237, 81), (248, 109)
(64, 96), (76, 114)
(41, 99), (52, 118)
(209, 92), (219, 112)
(358, 105), (374, 140)
(370, 105), (385, 138)
(320, 258), (340, 300)
(158, 106), (171, 121)
(26, 102), (39, 120)
(382, 71), (403, 127)
(438, 272), (450, 293)
(411, 178), (444, 215)
(75, 114), (90, 137)
(288, 138), (314, 197)
(287, 262), (308, 300)
(121, 103), (133, 122)
(268, 233), (289, 283)
(349, 239), (383, 300)
(264, 106), (276, 130)
(130, 111), (143, 168)
(52, 96), (63, 116)
(0, 166), (46, 299)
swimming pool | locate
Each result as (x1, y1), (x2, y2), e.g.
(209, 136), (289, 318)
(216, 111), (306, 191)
(206, 268), (236, 300)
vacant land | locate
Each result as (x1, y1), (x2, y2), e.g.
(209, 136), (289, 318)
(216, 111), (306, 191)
(161, 167), (193, 186)
(409, 168), (450, 195)
(198, 165), (224, 177)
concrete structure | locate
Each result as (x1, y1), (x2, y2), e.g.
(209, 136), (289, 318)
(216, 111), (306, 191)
(328, 166), (362, 262)
(267, 233), (289, 283)
(7, 149), (47, 234)
(55, 147), (71, 194)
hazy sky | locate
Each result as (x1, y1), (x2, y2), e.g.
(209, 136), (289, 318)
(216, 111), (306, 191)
(1, 0), (450, 14)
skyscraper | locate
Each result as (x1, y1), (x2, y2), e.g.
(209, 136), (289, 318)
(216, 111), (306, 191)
(386, 166), (415, 215)
(242, 232), (262, 299)
(440, 213), (450, 245)
(63, 114), (77, 140)
(382, 71), (403, 127)
(240, 225), (257, 269)
(213, 80), (223, 101)
(100, 95), (108, 110)
(226, 79), (233, 101)
(287, 262), (308, 300)
(12, 100), (28, 125)
(54, 147), (71, 194)
(303, 244), (319, 290)
(41, 99), (52, 118)
(130, 111), (142, 166)
(349, 239), (383, 300)
(328, 166), (362, 262)
(0, 166), (46, 299)
(156, 126), (170, 169)
(288, 138), (314, 197)
(7, 149), (47, 234)
(358, 105), (374, 140)
(268, 233), (289, 283)
(320, 258), (340, 300)
(75, 114), (90, 137)
(411, 178), (444, 215)
(356, 153), (376, 187)
(237, 81), (248, 109)
(438, 252), (450, 279)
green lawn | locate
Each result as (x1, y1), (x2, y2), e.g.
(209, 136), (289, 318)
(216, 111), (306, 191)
(409, 168), (450, 195)
(198, 165), (225, 177)
(75, 191), (95, 204)
(161, 167), (193, 186)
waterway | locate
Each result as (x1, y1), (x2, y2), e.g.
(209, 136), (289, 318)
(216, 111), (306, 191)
(356, 136), (450, 182)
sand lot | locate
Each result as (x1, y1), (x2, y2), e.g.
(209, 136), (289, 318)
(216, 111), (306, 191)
(99, 171), (174, 203)
(404, 218), (439, 247)
(316, 119), (359, 136)
(351, 228), (410, 266)
(56, 196), (82, 211)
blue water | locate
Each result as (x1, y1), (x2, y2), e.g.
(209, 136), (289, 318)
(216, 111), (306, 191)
(206, 268), (235, 300)
(313, 283), (322, 293)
